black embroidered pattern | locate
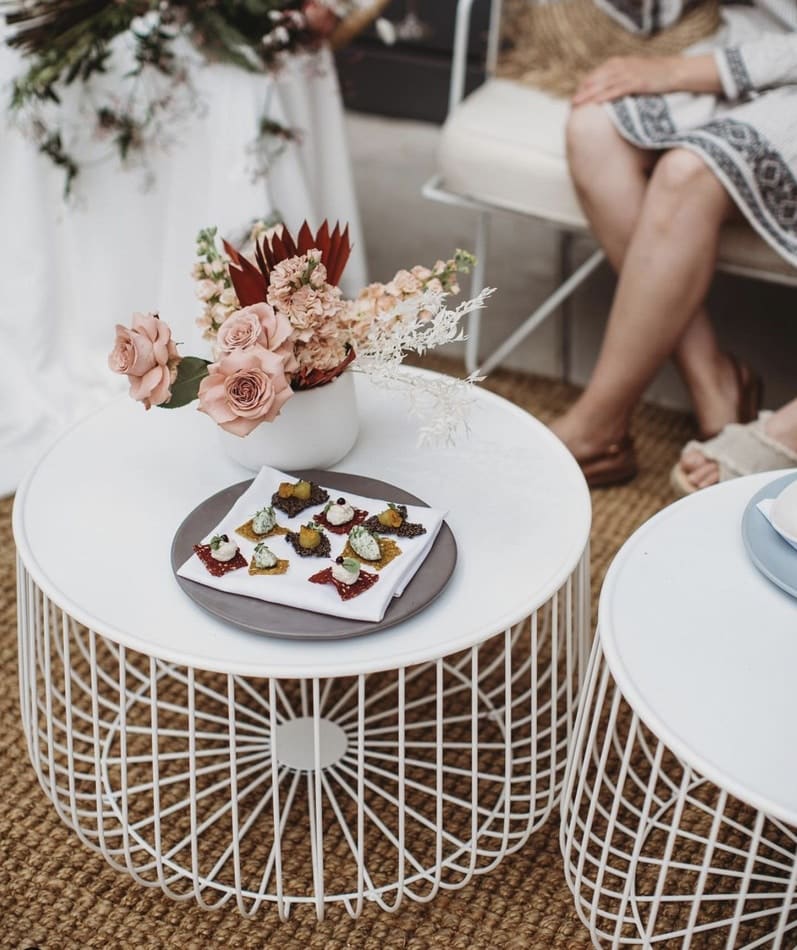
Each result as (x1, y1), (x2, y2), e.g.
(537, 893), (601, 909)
(725, 47), (754, 97)
(610, 97), (797, 259)
(594, 0), (647, 32)
(595, 0), (703, 34)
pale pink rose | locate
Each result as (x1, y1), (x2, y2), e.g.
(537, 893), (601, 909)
(216, 309), (263, 353)
(255, 301), (294, 352)
(411, 265), (433, 283)
(216, 303), (299, 373)
(198, 346), (293, 437)
(108, 312), (181, 410)
(303, 0), (338, 36)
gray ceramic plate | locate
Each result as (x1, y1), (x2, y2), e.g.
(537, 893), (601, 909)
(171, 469), (457, 640)
(741, 472), (797, 600)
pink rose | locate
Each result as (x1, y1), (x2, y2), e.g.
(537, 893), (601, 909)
(216, 309), (263, 353)
(216, 303), (299, 373)
(108, 312), (180, 409)
(198, 346), (293, 437)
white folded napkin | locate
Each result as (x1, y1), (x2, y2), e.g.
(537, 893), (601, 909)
(757, 498), (797, 552)
(177, 466), (447, 623)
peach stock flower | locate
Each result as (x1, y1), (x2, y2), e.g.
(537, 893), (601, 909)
(108, 312), (180, 409)
(198, 347), (293, 437)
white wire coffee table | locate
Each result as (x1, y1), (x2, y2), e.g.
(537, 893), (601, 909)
(14, 369), (591, 920)
(561, 471), (797, 947)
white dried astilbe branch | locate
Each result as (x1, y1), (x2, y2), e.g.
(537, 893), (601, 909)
(353, 287), (495, 446)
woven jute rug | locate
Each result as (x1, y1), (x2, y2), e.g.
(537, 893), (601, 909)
(0, 358), (697, 949)
(497, 0), (720, 96)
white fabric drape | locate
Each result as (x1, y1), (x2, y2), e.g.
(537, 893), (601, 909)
(0, 43), (366, 496)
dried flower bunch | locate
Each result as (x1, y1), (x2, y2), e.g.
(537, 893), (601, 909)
(109, 219), (493, 443)
(4, 0), (356, 193)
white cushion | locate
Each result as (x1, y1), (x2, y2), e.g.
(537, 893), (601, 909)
(439, 78), (796, 281)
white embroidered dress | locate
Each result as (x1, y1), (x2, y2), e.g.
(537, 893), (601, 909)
(595, 0), (797, 266)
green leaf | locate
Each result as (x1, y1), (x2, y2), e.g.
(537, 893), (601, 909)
(162, 356), (210, 409)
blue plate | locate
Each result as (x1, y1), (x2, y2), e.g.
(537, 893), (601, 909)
(741, 472), (797, 599)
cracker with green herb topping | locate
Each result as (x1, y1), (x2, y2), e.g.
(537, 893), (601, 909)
(248, 558), (289, 577)
(235, 520), (288, 543)
(342, 536), (402, 571)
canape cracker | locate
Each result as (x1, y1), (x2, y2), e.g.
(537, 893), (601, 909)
(235, 520), (288, 543)
(194, 544), (248, 577)
(309, 567), (379, 601)
(342, 537), (402, 571)
(286, 531), (332, 559)
(248, 558), (289, 577)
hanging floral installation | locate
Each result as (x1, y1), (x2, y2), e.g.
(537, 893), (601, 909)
(3, 0), (362, 194)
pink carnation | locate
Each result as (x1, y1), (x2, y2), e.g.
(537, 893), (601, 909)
(108, 312), (180, 410)
(198, 346), (293, 437)
(267, 250), (327, 313)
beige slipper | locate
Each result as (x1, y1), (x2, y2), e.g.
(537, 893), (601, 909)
(671, 412), (797, 497)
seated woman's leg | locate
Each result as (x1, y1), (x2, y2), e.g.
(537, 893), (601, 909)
(552, 148), (735, 461)
(566, 103), (655, 268)
(566, 107), (746, 445)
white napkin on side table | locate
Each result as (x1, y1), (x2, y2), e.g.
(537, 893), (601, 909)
(757, 498), (797, 552)
(177, 466), (447, 623)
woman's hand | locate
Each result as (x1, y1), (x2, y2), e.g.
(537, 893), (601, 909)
(572, 54), (723, 105)
(572, 56), (679, 105)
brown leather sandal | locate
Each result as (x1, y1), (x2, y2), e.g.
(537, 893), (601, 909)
(698, 355), (763, 440)
(579, 436), (638, 489)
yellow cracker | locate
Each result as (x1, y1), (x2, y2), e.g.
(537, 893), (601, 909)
(248, 558), (289, 577)
(235, 520), (288, 543)
(342, 537), (402, 571)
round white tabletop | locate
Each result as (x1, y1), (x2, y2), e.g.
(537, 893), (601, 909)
(13, 368), (591, 679)
(599, 470), (797, 826)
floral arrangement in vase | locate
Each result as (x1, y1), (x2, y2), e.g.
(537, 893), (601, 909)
(108, 219), (492, 451)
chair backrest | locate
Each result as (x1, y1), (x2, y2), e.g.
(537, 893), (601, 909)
(450, 0), (505, 112)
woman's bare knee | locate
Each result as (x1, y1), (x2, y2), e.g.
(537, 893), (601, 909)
(650, 149), (727, 204)
(566, 104), (616, 164)
(566, 104), (650, 186)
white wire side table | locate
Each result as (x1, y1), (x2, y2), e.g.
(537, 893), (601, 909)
(14, 370), (592, 920)
(561, 472), (797, 948)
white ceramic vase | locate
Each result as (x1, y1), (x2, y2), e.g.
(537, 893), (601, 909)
(217, 370), (359, 472)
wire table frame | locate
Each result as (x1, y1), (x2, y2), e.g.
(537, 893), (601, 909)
(19, 545), (590, 921)
(561, 637), (797, 948)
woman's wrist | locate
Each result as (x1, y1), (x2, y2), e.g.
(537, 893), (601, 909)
(670, 53), (723, 94)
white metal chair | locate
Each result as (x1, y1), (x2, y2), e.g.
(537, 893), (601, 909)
(424, 0), (797, 377)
